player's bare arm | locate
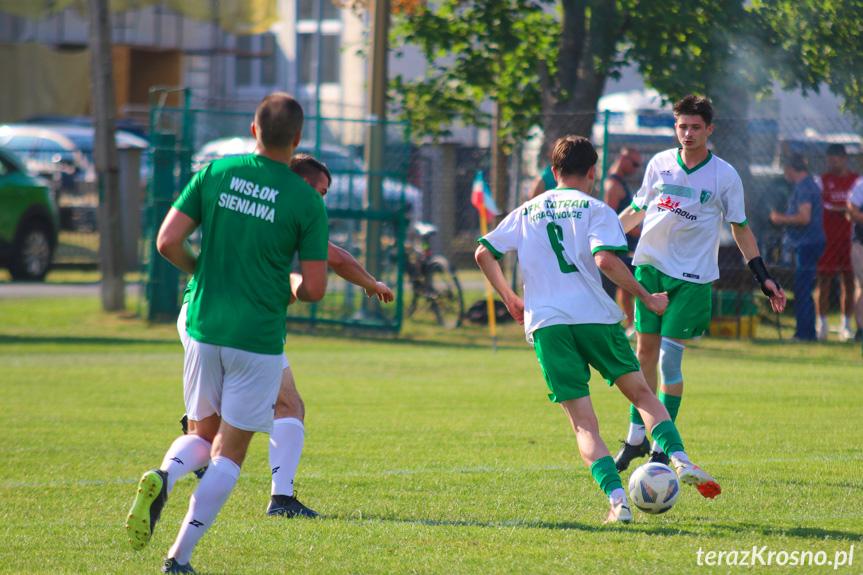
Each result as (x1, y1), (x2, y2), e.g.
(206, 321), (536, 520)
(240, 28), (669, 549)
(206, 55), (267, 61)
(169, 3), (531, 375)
(292, 260), (328, 302)
(618, 204), (646, 234)
(156, 208), (199, 274)
(730, 224), (787, 313)
(475, 245), (524, 324)
(326, 242), (394, 302)
(594, 250), (667, 315)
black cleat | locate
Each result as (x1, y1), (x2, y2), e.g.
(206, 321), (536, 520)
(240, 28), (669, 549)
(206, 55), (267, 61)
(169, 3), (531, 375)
(126, 469), (168, 550)
(266, 494), (320, 518)
(162, 558), (196, 574)
(613, 438), (651, 472)
(649, 450), (671, 466)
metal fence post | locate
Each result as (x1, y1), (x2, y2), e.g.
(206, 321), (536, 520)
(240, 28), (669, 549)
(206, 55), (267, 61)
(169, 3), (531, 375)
(146, 131), (180, 320)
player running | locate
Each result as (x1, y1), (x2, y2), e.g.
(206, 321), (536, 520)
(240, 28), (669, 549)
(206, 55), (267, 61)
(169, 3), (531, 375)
(176, 153), (394, 518)
(613, 95), (786, 472)
(126, 93), (329, 574)
(475, 135), (721, 525)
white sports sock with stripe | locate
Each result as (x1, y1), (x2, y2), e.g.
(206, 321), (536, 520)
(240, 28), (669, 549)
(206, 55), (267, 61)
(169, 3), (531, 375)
(168, 456), (240, 565)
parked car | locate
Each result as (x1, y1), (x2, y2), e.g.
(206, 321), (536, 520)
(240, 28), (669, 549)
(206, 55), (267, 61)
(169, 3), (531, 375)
(191, 137), (421, 219)
(0, 123), (150, 185)
(0, 146), (59, 281)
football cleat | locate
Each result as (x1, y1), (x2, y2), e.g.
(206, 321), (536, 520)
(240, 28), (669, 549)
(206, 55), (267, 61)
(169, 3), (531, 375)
(162, 558), (196, 574)
(674, 461), (721, 499)
(603, 500), (633, 524)
(613, 438), (650, 471)
(126, 469), (168, 550)
(266, 494), (320, 518)
(648, 449), (671, 466)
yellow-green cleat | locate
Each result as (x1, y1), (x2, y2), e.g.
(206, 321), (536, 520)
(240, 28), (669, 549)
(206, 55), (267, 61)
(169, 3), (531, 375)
(126, 469), (168, 550)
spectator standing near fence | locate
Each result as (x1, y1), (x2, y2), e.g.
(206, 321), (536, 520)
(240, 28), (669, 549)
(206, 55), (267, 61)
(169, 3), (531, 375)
(846, 177), (863, 342)
(602, 147), (643, 335)
(815, 144), (858, 341)
(529, 141), (557, 200)
(771, 152), (826, 342)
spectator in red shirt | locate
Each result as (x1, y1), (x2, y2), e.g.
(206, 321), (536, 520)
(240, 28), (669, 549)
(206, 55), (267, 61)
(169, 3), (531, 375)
(816, 144), (858, 341)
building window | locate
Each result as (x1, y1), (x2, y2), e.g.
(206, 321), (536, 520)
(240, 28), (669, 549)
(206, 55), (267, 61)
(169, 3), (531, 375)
(297, 33), (341, 85)
(297, 0), (339, 21)
(235, 33), (277, 88)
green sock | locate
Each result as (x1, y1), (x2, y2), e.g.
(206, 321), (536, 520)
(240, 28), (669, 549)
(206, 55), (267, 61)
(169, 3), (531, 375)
(629, 403), (644, 425)
(658, 392), (682, 423)
(651, 420), (684, 456)
(590, 456), (623, 496)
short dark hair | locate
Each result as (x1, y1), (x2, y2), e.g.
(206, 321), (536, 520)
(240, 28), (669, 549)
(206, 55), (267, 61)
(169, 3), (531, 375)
(826, 143), (847, 157)
(254, 92), (304, 149)
(673, 95), (714, 126)
(551, 135), (598, 177)
(290, 153), (332, 186)
(785, 152), (808, 172)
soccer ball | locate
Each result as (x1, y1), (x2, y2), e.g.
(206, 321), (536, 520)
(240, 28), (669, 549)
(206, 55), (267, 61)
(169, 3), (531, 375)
(627, 462), (680, 514)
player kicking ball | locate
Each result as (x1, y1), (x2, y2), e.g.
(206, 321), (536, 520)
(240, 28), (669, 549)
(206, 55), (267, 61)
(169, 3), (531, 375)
(475, 135), (720, 524)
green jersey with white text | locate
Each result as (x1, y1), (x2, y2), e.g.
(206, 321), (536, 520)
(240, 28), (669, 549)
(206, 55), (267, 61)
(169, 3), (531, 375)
(173, 154), (328, 354)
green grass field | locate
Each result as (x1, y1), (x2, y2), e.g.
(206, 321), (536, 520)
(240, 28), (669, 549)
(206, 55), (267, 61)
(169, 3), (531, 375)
(1, 296), (861, 574)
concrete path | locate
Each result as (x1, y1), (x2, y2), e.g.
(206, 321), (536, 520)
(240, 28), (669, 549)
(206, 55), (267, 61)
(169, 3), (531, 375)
(0, 282), (141, 299)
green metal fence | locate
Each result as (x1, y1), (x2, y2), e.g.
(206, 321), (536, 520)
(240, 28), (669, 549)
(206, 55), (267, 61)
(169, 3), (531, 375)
(143, 90), (412, 333)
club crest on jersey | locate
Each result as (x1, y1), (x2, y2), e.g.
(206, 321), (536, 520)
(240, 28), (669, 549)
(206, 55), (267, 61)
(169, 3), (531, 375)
(657, 196), (681, 211)
(700, 189), (713, 204)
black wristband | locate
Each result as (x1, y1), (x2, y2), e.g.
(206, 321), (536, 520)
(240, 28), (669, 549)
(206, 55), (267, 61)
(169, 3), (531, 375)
(747, 256), (781, 297)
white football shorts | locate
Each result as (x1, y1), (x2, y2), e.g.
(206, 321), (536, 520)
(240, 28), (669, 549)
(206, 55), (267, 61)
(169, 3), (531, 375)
(178, 303), (289, 369)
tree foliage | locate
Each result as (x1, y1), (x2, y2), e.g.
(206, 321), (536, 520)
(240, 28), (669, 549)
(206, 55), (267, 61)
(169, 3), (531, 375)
(389, 0), (557, 146)
(390, 0), (863, 147)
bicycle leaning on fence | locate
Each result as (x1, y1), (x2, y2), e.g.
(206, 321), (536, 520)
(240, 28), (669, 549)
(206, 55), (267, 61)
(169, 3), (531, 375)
(400, 221), (464, 328)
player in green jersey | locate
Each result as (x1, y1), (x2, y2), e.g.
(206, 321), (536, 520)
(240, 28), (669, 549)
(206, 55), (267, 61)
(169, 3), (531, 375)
(126, 93), (329, 574)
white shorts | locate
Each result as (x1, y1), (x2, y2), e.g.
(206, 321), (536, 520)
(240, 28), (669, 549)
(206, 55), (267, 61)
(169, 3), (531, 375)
(178, 303), (289, 370)
(183, 337), (283, 434)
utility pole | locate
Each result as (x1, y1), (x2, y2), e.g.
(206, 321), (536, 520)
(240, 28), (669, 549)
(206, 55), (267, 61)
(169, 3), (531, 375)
(363, 0), (389, 313)
(88, 0), (125, 311)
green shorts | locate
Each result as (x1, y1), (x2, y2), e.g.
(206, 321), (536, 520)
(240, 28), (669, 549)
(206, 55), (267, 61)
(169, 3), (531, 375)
(533, 323), (641, 403)
(634, 265), (712, 339)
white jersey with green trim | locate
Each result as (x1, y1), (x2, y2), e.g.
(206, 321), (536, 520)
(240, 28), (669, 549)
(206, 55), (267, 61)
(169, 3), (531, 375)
(631, 148), (747, 284)
(480, 187), (627, 342)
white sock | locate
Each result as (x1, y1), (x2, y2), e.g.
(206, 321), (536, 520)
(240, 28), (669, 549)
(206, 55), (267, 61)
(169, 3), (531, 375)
(160, 435), (213, 494)
(669, 451), (689, 466)
(168, 456), (240, 565)
(270, 418), (305, 497)
(609, 487), (627, 506)
(819, 315), (829, 330)
(625, 423), (646, 445)
(842, 316), (852, 331)
(651, 440), (663, 454)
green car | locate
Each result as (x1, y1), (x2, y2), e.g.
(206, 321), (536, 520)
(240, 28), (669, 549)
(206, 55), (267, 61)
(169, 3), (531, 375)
(0, 146), (59, 281)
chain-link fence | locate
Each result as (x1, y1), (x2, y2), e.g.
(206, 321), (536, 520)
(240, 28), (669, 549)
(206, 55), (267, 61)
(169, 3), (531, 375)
(142, 94), (415, 332)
